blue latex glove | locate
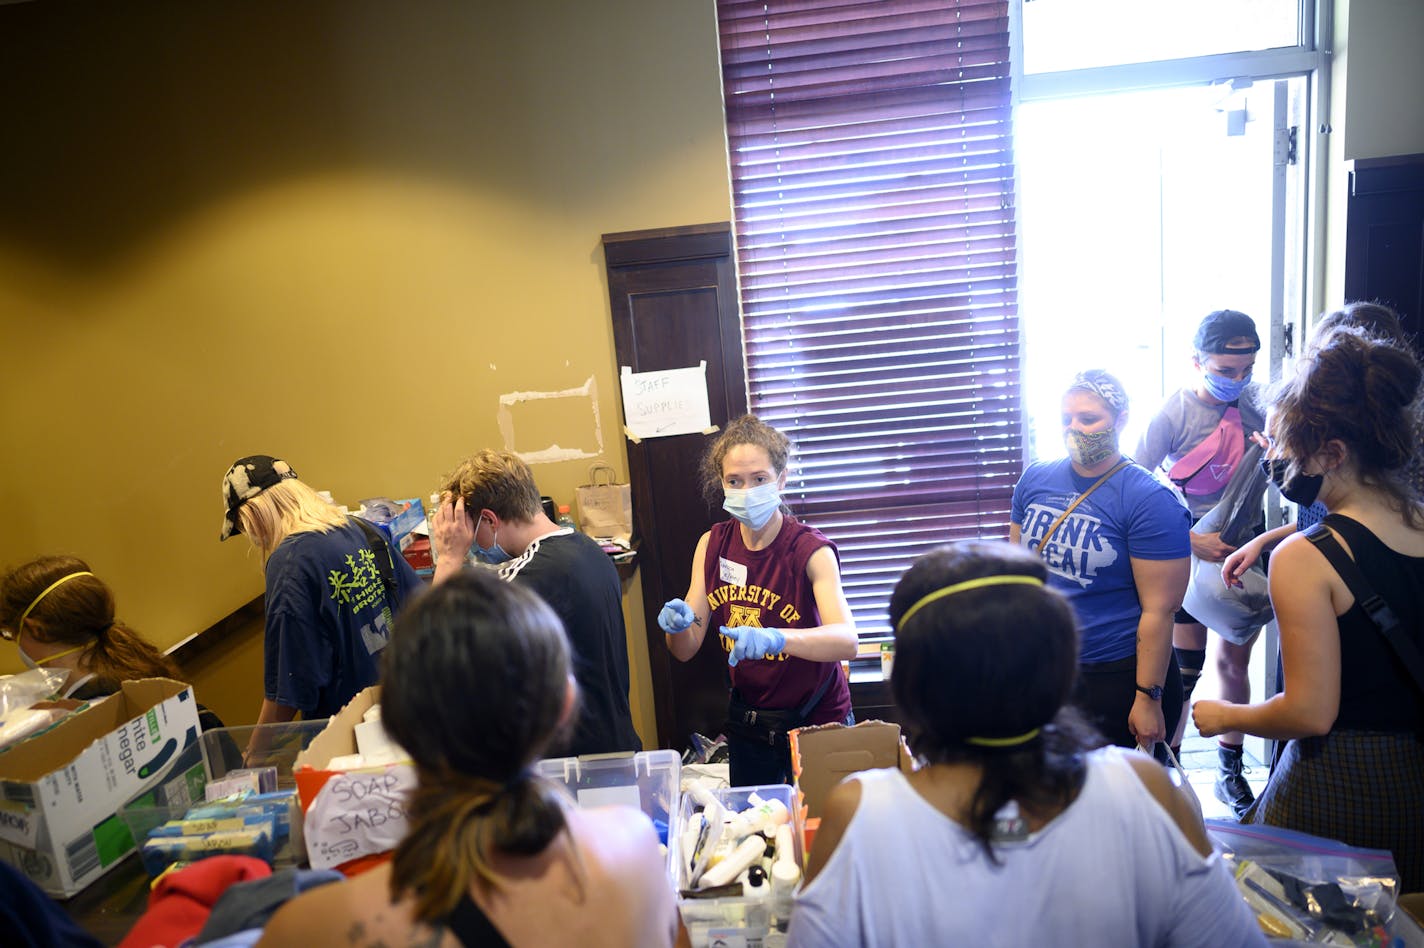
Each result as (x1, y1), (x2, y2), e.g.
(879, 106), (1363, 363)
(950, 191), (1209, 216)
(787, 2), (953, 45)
(721, 626), (786, 666)
(658, 599), (696, 634)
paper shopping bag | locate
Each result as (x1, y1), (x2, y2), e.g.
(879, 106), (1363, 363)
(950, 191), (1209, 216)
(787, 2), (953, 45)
(576, 464), (633, 542)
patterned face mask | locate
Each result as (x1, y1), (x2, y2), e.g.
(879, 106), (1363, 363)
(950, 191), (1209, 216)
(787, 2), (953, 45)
(1065, 427), (1119, 467)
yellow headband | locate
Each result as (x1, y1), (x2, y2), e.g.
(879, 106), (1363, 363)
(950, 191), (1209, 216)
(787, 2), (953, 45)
(896, 574), (1045, 631)
(966, 728), (1042, 748)
(15, 572), (93, 633)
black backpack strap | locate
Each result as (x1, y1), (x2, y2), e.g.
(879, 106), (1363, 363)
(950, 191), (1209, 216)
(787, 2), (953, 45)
(1304, 520), (1424, 698)
(796, 663), (840, 721)
(351, 517), (399, 606)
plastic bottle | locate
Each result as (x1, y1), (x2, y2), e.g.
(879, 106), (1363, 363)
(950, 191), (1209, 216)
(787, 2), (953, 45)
(556, 504), (578, 531)
(770, 859), (800, 933)
(743, 865), (771, 938)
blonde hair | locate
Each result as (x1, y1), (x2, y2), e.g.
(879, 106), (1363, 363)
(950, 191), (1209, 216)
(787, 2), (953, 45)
(438, 450), (542, 522)
(237, 479), (348, 558)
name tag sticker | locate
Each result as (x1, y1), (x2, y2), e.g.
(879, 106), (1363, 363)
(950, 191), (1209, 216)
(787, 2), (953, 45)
(719, 557), (748, 587)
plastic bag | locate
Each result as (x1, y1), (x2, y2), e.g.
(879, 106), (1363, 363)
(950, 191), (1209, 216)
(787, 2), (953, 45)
(1182, 441), (1273, 644)
(0, 667), (72, 750)
(1208, 819), (1401, 941)
(0, 667), (68, 717)
(1138, 740), (1203, 823)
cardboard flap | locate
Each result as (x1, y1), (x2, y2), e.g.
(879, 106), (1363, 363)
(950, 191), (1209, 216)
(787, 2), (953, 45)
(0, 679), (190, 783)
(791, 720), (905, 820)
(294, 686), (380, 771)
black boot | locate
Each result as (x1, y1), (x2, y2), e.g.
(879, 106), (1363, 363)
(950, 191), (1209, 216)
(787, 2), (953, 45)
(1214, 744), (1255, 819)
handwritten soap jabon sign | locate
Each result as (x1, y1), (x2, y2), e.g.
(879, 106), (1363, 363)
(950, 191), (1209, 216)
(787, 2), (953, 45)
(619, 362), (712, 439)
(303, 764), (416, 870)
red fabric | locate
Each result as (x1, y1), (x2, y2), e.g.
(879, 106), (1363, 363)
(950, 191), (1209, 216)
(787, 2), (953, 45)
(118, 856), (271, 948)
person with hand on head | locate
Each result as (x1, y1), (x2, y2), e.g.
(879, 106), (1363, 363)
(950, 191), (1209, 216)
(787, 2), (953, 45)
(659, 414), (857, 787)
(221, 455), (421, 726)
(258, 569), (678, 948)
(787, 542), (1265, 948)
(1193, 327), (1424, 892)
(429, 450), (640, 756)
(1011, 370), (1191, 755)
(1136, 310), (1266, 816)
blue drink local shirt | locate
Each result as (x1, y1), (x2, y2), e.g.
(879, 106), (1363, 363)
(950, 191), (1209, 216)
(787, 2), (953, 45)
(1011, 459), (1190, 663)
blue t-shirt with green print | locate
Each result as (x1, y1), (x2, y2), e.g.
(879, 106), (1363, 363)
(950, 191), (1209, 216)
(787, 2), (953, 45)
(263, 519), (421, 717)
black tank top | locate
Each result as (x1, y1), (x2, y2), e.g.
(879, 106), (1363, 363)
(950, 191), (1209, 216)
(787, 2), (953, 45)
(1323, 514), (1424, 731)
(443, 891), (511, 948)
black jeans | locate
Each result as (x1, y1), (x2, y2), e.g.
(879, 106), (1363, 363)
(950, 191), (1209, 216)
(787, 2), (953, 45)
(1074, 652), (1182, 759)
(727, 710), (855, 787)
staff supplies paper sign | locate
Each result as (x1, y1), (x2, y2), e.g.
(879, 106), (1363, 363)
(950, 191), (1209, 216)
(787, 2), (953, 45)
(620, 363), (712, 439)
(303, 764), (415, 870)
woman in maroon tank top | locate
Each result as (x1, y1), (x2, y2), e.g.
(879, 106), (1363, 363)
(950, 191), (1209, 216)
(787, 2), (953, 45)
(658, 415), (858, 787)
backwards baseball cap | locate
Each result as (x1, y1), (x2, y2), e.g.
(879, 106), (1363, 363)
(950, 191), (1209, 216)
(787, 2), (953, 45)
(220, 455), (298, 541)
(1195, 310), (1260, 355)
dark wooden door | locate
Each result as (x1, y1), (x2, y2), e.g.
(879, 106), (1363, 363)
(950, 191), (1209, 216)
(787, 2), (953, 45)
(1345, 155), (1424, 353)
(603, 223), (748, 751)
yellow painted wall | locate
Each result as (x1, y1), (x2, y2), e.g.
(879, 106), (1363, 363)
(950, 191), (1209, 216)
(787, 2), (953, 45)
(0, 0), (732, 743)
(1321, 0), (1424, 310)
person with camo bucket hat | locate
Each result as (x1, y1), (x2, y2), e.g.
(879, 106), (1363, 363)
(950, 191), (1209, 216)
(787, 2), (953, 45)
(221, 455), (421, 725)
(1011, 370), (1192, 757)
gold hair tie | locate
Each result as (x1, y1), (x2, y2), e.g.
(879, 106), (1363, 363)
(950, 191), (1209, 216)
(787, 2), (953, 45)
(896, 574), (1044, 632)
(966, 728), (1042, 748)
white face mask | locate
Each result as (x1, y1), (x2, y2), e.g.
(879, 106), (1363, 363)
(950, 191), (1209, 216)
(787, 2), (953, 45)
(15, 631), (84, 670)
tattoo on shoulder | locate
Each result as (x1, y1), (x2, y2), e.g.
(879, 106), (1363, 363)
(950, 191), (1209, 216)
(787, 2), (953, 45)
(408, 928), (445, 948)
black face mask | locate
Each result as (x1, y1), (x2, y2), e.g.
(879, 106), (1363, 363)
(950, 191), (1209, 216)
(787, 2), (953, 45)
(1260, 457), (1324, 507)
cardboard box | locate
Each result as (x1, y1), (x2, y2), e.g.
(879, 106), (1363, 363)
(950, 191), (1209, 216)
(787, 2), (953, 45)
(293, 687), (415, 873)
(0, 679), (204, 897)
(354, 498), (425, 553)
(789, 720), (915, 821)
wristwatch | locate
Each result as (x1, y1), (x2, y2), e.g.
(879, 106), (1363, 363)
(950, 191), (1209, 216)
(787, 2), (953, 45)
(1135, 683), (1164, 701)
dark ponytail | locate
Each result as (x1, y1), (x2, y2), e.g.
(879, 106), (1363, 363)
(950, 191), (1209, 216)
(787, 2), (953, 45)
(888, 542), (1092, 861)
(382, 571), (575, 922)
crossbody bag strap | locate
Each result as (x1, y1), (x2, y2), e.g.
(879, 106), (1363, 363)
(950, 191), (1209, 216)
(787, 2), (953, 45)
(1304, 522), (1424, 698)
(1041, 459), (1132, 553)
(351, 517), (399, 605)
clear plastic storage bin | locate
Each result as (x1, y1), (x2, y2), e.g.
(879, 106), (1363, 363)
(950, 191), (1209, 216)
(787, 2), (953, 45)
(200, 718), (331, 789)
(534, 749), (681, 866)
(676, 783), (802, 948)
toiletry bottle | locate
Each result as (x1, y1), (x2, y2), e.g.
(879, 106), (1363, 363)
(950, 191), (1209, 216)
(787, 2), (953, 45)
(743, 865), (772, 939)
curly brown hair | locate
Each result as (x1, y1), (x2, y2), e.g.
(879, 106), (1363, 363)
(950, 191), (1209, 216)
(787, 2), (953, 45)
(1271, 326), (1423, 527)
(698, 414), (791, 506)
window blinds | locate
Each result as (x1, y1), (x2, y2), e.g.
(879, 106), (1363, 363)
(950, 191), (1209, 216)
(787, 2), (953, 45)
(717, 0), (1023, 640)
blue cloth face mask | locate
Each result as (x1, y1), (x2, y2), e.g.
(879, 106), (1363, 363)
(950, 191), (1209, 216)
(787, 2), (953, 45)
(471, 515), (512, 565)
(723, 482), (782, 530)
(1202, 370), (1250, 403)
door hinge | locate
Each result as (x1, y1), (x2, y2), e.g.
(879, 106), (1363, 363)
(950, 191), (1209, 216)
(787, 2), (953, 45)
(1274, 126), (1298, 166)
(1283, 323), (1295, 358)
